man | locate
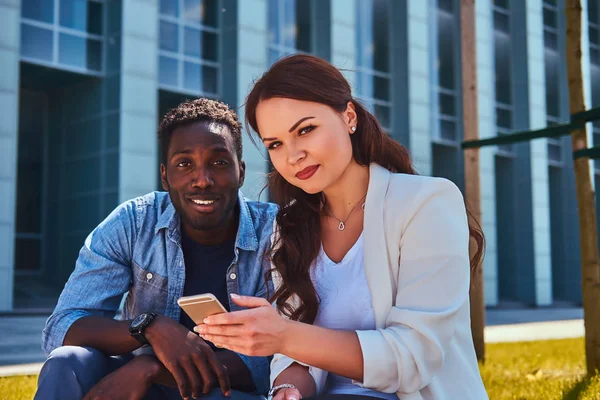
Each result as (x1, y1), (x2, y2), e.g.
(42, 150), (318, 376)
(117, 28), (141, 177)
(35, 99), (277, 400)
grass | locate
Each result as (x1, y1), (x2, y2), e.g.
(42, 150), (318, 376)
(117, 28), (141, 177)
(481, 337), (600, 399)
(0, 375), (37, 400)
(1, 338), (599, 399)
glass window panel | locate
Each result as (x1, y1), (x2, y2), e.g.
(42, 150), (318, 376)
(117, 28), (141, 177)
(184, 27), (201, 57)
(440, 119), (456, 141)
(160, 0), (179, 17)
(21, 24), (54, 62)
(592, 64), (600, 105)
(547, 142), (562, 161)
(203, 0), (219, 27)
(494, 33), (512, 104)
(494, 11), (509, 34)
(544, 29), (558, 50)
(438, 10), (455, 90)
(202, 30), (218, 61)
(282, 0), (296, 49)
(373, 75), (389, 101)
(268, 0), (279, 46)
(202, 65), (218, 94)
(183, 0), (202, 23)
(373, 0), (390, 72)
(295, 0), (311, 52)
(60, 0), (103, 35)
(374, 104), (390, 130)
(88, 1), (103, 35)
(58, 34), (102, 71)
(543, 8), (556, 29)
(160, 21), (179, 52)
(60, 0), (87, 32)
(590, 0), (598, 24)
(545, 48), (561, 119)
(16, 163), (42, 233)
(494, 0), (509, 9)
(440, 92), (456, 116)
(268, 48), (281, 65)
(591, 47), (599, 66)
(159, 56), (178, 86)
(22, 0), (55, 23)
(590, 26), (599, 46)
(543, 0), (557, 7)
(184, 61), (201, 91)
(14, 238), (41, 271)
(438, 0), (453, 13)
(496, 107), (512, 130)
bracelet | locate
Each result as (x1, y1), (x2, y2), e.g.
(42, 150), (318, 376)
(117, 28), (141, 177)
(267, 383), (297, 400)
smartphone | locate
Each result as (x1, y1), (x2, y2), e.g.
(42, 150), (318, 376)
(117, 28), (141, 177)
(177, 293), (228, 325)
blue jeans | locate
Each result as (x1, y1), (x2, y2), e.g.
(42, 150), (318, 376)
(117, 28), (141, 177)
(34, 346), (264, 400)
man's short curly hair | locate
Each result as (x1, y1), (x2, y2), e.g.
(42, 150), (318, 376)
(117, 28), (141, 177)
(158, 98), (243, 163)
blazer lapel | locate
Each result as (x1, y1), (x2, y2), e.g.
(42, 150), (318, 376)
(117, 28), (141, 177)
(363, 163), (394, 329)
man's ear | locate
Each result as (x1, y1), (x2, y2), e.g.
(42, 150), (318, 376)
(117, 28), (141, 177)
(160, 163), (169, 191)
(238, 160), (246, 188)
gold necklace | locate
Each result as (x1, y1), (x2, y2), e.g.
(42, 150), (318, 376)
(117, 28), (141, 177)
(325, 194), (367, 231)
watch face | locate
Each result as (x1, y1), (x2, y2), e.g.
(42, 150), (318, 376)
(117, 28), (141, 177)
(131, 313), (148, 329)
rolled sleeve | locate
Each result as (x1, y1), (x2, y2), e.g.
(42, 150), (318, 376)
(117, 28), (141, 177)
(354, 180), (471, 394)
(270, 353), (327, 395)
(41, 201), (138, 355)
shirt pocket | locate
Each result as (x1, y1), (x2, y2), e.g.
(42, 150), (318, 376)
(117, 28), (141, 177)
(127, 261), (169, 315)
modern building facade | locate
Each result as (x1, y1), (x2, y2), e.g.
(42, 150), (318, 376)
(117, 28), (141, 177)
(0, 0), (598, 311)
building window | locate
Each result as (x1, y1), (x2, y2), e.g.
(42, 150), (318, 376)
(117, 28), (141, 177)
(21, 0), (104, 73)
(431, 0), (459, 143)
(158, 0), (220, 96)
(544, 0), (563, 165)
(493, 0), (514, 155)
(589, 0), (600, 171)
(356, 0), (392, 133)
(268, 0), (312, 65)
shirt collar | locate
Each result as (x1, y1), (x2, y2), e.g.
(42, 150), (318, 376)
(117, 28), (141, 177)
(156, 191), (259, 252)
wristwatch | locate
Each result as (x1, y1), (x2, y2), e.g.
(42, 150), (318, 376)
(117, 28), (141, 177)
(129, 312), (157, 345)
(267, 383), (297, 400)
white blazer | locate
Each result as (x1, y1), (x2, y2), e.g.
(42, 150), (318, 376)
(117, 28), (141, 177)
(270, 163), (489, 400)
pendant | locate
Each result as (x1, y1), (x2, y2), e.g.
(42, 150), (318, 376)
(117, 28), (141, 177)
(338, 221), (346, 231)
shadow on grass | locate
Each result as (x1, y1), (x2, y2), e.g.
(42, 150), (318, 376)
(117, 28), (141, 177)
(562, 376), (592, 400)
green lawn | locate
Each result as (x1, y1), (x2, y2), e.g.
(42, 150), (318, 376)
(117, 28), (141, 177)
(1, 338), (599, 399)
(481, 337), (600, 399)
(0, 375), (37, 400)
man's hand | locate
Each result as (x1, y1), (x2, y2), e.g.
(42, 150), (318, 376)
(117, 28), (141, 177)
(145, 315), (230, 399)
(83, 355), (159, 400)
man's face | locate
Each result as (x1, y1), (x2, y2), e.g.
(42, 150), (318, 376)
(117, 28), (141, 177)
(160, 121), (245, 236)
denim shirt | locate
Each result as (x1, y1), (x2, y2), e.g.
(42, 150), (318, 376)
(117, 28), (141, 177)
(42, 191), (278, 394)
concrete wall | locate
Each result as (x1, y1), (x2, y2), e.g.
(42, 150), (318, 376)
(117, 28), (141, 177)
(0, 0), (21, 311)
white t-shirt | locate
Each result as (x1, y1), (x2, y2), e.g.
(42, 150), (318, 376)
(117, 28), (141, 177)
(311, 233), (398, 400)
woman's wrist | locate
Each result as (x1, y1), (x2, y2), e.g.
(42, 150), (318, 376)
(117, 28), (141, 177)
(278, 318), (297, 355)
(268, 383), (297, 400)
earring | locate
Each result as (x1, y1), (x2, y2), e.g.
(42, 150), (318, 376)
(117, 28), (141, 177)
(350, 126), (356, 132)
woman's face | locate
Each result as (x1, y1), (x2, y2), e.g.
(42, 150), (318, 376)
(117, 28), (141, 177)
(256, 98), (357, 194)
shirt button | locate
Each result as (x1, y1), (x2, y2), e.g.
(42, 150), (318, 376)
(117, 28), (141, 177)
(229, 273), (237, 280)
(146, 272), (153, 280)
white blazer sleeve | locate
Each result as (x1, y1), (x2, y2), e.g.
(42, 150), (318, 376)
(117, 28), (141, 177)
(355, 179), (471, 394)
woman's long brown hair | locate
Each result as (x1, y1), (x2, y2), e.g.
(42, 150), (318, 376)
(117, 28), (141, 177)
(245, 54), (485, 324)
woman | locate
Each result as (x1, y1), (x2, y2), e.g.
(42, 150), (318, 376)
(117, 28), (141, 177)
(196, 54), (488, 400)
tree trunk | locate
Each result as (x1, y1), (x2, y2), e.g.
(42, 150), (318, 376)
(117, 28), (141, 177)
(461, 0), (485, 362)
(565, 0), (600, 375)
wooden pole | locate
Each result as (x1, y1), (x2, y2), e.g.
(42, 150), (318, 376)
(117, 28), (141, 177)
(565, 0), (600, 375)
(460, 0), (485, 361)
